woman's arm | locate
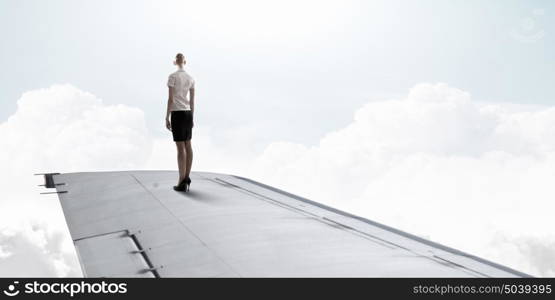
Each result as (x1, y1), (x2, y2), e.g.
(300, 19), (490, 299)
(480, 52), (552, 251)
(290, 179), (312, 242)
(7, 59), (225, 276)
(166, 87), (173, 130)
(189, 87), (195, 127)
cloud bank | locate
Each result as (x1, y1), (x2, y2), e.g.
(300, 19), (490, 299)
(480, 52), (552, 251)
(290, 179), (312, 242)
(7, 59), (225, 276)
(249, 83), (555, 276)
(0, 84), (151, 276)
(0, 223), (81, 277)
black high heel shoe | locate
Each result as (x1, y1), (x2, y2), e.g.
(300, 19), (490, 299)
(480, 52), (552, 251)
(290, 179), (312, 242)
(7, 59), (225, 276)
(185, 177), (191, 192)
(173, 178), (187, 191)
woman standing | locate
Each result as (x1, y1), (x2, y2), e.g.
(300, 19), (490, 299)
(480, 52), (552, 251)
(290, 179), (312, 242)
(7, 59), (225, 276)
(166, 53), (195, 191)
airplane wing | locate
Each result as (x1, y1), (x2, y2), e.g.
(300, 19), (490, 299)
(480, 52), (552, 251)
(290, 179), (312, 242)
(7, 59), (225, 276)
(41, 171), (529, 277)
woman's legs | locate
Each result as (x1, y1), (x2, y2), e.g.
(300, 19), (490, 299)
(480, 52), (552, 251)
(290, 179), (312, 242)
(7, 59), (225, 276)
(175, 141), (187, 184)
(184, 140), (193, 180)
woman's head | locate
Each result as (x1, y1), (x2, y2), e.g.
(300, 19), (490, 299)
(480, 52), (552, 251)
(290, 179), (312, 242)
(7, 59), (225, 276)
(174, 53), (186, 67)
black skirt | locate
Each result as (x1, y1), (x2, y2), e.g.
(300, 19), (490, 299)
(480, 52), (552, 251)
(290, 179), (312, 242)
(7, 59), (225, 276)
(170, 110), (193, 141)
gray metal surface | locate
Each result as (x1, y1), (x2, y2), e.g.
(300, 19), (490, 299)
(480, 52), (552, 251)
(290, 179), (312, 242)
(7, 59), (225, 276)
(74, 231), (154, 278)
(48, 171), (529, 277)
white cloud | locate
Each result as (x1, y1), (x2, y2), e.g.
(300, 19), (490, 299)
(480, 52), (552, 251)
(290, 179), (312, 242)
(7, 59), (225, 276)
(0, 84), (152, 277)
(0, 223), (81, 277)
(0, 84), (151, 174)
(144, 124), (260, 176)
(489, 233), (555, 277)
(248, 83), (555, 277)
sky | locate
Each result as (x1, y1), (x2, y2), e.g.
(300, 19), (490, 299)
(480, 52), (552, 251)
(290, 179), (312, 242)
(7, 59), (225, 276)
(1, 0), (554, 277)
(1, 0), (554, 145)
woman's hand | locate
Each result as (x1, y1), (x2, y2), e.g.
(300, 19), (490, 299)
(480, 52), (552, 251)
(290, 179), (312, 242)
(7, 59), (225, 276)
(166, 118), (171, 131)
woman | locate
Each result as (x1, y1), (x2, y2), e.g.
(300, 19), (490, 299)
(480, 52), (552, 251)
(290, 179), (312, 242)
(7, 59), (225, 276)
(166, 53), (195, 191)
